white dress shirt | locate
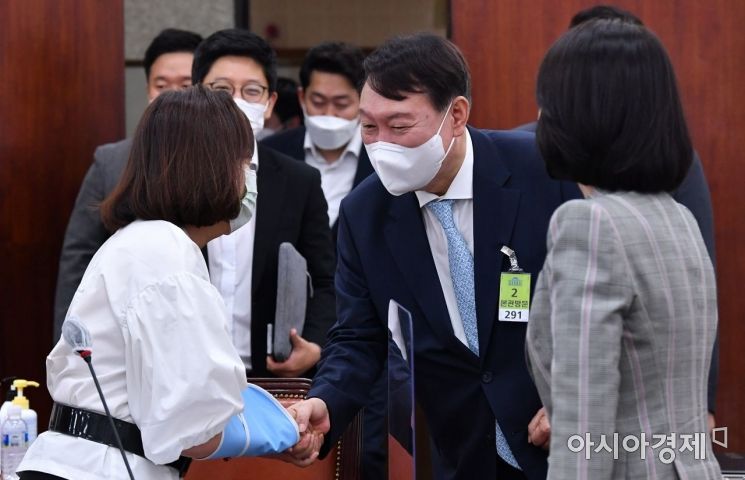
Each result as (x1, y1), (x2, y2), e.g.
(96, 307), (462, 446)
(304, 127), (361, 226)
(207, 144), (259, 370)
(19, 220), (247, 480)
(415, 129), (474, 348)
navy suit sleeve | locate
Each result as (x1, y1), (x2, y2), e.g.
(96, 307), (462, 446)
(297, 168), (337, 348)
(308, 201), (387, 457)
(671, 152), (718, 414)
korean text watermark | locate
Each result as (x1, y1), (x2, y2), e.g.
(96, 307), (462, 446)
(567, 428), (728, 463)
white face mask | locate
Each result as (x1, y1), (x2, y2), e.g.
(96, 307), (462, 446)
(234, 98), (267, 137)
(365, 102), (454, 196)
(229, 164), (258, 233)
(304, 113), (360, 150)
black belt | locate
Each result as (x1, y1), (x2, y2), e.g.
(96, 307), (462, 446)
(49, 402), (191, 477)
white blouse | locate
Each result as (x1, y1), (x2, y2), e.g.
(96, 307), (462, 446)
(19, 220), (248, 480)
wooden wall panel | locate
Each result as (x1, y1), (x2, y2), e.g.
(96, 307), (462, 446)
(0, 0), (124, 427)
(452, 0), (745, 452)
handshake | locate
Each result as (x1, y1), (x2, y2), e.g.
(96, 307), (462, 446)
(205, 384), (331, 468)
(281, 398), (331, 467)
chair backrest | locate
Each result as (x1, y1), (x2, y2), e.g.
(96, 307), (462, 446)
(186, 378), (362, 480)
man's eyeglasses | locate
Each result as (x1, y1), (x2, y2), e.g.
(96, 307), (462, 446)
(206, 81), (269, 102)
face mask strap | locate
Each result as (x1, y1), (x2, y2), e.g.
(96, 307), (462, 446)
(435, 100), (457, 163)
(435, 100), (455, 137)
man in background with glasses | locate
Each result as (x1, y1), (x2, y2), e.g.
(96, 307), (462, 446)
(192, 29), (336, 381)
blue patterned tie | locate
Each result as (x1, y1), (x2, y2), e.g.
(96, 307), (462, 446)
(427, 199), (521, 470)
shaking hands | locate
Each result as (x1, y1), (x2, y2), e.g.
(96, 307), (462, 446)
(281, 398), (331, 467)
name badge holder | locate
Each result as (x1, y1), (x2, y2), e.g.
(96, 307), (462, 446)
(498, 246), (531, 322)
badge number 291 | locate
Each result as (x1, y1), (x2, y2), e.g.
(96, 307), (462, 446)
(498, 272), (531, 322)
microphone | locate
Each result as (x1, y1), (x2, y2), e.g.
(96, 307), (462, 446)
(62, 317), (136, 480)
(62, 317), (92, 356)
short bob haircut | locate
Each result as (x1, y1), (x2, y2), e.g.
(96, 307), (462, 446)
(101, 86), (252, 231)
(363, 33), (471, 112)
(536, 19), (693, 193)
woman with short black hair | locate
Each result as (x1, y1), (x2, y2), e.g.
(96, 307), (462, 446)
(526, 19), (722, 479)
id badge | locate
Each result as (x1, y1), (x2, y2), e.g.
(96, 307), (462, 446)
(498, 246), (530, 322)
(498, 272), (531, 322)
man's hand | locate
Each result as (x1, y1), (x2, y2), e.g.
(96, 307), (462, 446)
(528, 407), (551, 450)
(288, 397), (331, 436)
(267, 328), (321, 377)
(279, 398), (331, 467)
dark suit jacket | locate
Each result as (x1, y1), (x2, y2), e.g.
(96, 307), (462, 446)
(515, 121), (720, 412)
(248, 144), (336, 375)
(260, 126), (374, 239)
(53, 142), (336, 378)
(309, 128), (582, 480)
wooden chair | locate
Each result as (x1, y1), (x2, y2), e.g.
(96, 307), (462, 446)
(186, 378), (362, 480)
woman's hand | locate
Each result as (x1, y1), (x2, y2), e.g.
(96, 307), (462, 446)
(277, 398), (331, 466)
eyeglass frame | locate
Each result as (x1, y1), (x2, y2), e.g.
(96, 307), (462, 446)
(205, 80), (270, 102)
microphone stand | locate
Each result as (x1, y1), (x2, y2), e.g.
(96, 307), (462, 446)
(78, 350), (136, 480)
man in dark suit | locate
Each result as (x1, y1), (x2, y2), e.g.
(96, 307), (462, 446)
(261, 42), (374, 240)
(289, 34), (581, 479)
(192, 29), (336, 378)
(53, 28), (203, 340)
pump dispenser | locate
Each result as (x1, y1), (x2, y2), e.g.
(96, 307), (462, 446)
(1, 380), (39, 444)
(10, 380), (38, 411)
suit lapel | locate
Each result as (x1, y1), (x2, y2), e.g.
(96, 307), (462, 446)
(252, 146), (287, 293)
(470, 128), (521, 360)
(384, 193), (475, 358)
